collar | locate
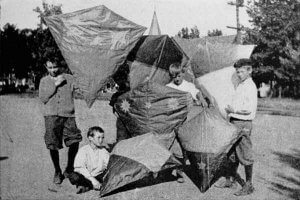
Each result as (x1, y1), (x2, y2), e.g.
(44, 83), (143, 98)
(89, 144), (106, 151)
(238, 77), (252, 86)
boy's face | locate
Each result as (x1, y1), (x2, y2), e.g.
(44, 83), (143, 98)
(236, 66), (251, 82)
(46, 61), (60, 77)
(171, 72), (184, 86)
(89, 131), (104, 148)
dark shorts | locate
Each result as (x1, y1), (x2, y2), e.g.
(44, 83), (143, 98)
(44, 116), (82, 150)
(230, 118), (254, 166)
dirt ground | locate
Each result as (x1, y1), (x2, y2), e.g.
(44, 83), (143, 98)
(0, 95), (299, 200)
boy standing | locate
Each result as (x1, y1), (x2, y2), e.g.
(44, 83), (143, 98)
(39, 60), (82, 185)
(68, 126), (110, 194)
(223, 58), (257, 196)
(166, 62), (208, 183)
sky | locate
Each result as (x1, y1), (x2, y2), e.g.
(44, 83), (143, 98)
(1, 0), (251, 36)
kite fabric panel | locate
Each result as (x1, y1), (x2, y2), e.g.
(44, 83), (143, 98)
(191, 42), (255, 77)
(196, 66), (239, 119)
(100, 133), (180, 197)
(125, 35), (194, 89)
(44, 5), (147, 107)
(128, 60), (171, 90)
(178, 108), (238, 154)
(177, 107), (241, 192)
(113, 81), (193, 142)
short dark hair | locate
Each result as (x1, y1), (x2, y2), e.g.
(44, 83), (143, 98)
(45, 60), (58, 68)
(87, 126), (104, 138)
(234, 58), (253, 69)
(169, 62), (186, 77)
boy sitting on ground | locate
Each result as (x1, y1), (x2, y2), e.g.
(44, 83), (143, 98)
(68, 126), (110, 194)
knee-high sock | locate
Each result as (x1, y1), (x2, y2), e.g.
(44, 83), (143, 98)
(67, 143), (79, 171)
(245, 164), (253, 183)
(50, 150), (61, 172)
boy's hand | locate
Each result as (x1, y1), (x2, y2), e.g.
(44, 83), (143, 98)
(196, 92), (208, 108)
(54, 75), (66, 87)
(90, 177), (101, 190)
(225, 105), (234, 114)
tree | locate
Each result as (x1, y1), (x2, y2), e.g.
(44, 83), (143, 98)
(177, 27), (189, 39)
(190, 26), (200, 38)
(245, 0), (300, 98)
(207, 29), (223, 37)
(177, 26), (200, 39)
(33, 2), (63, 30)
(0, 23), (20, 77)
(0, 3), (67, 91)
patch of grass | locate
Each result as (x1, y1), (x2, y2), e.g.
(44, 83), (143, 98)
(258, 98), (300, 117)
(258, 98), (300, 111)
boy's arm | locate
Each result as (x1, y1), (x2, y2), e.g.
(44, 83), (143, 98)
(226, 105), (250, 115)
(226, 86), (257, 115)
(39, 78), (57, 104)
(74, 150), (93, 179)
(242, 86), (258, 115)
(194, 80), (211, 107)
(196, 91), (208, 107)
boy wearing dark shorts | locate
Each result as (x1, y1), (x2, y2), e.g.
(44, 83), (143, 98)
(39, 60), (82, 185)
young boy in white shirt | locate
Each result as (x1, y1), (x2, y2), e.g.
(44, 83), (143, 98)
(166, 62), (208, 107)
(166, 62), (208, 183)
(68, 126), (110, 194)
(220, 58), (257, 196)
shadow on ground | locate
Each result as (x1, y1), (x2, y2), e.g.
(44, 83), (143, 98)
(261, 149), (300, 200)
(0, 156), (9, 161)
(102, 168), (178, 197)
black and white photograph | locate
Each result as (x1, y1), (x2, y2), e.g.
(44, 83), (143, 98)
(0, 0), (299, 199)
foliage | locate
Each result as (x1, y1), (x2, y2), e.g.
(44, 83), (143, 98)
(0, 2), (66, 89)
(207, 29), (223, 37)
(244, 0), (300, 98)
(33, 2), (63, 29)
(177, 26), (200, 39)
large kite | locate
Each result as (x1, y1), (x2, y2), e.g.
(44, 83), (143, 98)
(100, 133), (181, 196)
(45, 5), (146, 107)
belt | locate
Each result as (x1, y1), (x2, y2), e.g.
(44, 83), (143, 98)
(230, 117), (252, 122)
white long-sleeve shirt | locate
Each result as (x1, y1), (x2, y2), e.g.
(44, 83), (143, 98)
(229, 77), (258, 120)
(74, 145), (110, 179)
(166, 80), (199, 100)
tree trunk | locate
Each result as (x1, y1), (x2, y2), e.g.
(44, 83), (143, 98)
(278, 85), (282, 98)
(268, 80), (274, 98)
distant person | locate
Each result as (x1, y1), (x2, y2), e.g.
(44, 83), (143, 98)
(220, 58), (257, 196)
(258, 82), (270, 98)
(166, 62), (209, 183)
(39, 60), (82, 185)
(68, 126), (110, 194)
